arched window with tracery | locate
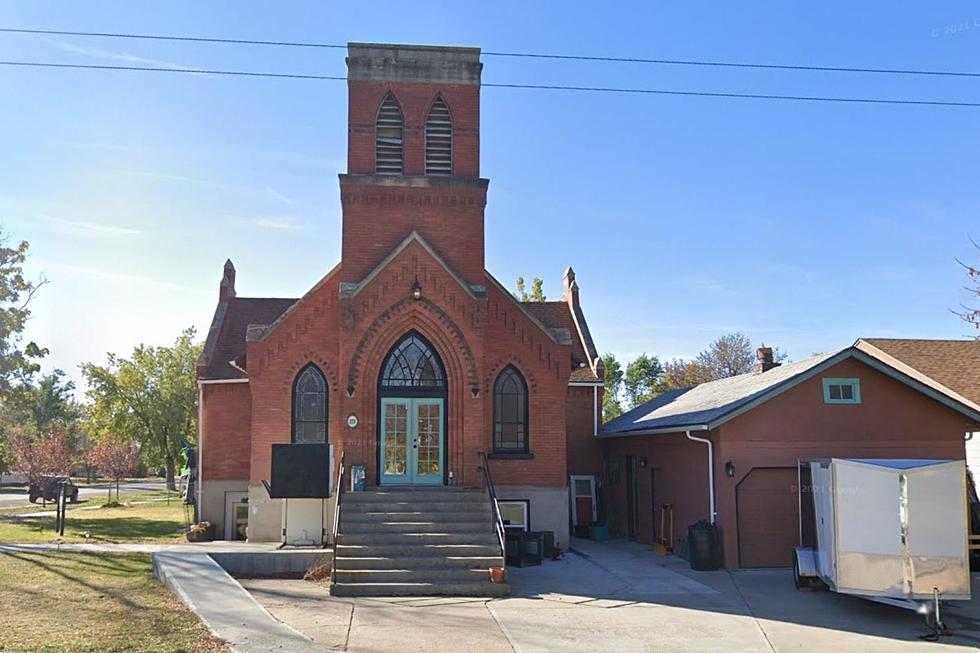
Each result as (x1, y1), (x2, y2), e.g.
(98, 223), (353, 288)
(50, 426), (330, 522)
(292, 364), (328, 443)
(379, 333), (446, 390)
(493, 366), (528, 453)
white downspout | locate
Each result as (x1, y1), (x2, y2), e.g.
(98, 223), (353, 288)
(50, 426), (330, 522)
(196, 384), (203, 523)
(593, 385), (599, 436)
(686, 429), (716, 524)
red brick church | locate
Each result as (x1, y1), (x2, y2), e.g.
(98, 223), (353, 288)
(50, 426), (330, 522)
(196, 43), (603, 552)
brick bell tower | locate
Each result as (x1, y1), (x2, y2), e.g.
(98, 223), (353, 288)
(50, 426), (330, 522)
(340, 43), (488, 285)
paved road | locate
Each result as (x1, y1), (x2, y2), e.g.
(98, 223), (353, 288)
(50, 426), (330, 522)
(0, 479), (168, 508)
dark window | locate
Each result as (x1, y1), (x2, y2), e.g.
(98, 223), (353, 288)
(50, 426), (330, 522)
(425, 96), (452, 175)
(380, 333), (446, 389)
(494, 366), (528, 453)
(375, 93), (404, 175)
(292, 364), (328, 443)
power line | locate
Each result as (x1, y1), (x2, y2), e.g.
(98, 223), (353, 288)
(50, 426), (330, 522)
(3, 60), (979, 108)
(0, 60), (345, 81)
(2, 26), (979, 80)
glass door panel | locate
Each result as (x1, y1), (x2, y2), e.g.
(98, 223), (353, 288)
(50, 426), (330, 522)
(380, 399), (409, 484)
(412, 399), (443, 484)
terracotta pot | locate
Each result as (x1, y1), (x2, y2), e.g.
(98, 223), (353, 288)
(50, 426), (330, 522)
(489, 566), (507, 584)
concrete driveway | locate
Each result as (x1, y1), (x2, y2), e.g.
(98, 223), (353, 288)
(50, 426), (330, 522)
(242, 538), (980, 652)
(0, 479), (167, 508)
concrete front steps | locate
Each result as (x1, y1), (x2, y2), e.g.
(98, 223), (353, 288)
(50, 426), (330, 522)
(332, 487), (509, 597)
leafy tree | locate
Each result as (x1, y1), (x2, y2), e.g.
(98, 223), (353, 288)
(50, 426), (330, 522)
(515, 276), (546, 302)
(657, 358), (714, 392)
(7, 370), (81, 432)
(601, 352), (624, 421)
(83, 328), (201, 490)
(88, 435), (139, 502)
(11, 427), (78, 501)
(656, 334), (789, 393)
(695, 332), (755, 378)
(0, 228), (47, 395)
(623, 353), (664, 408)
(955, 239), (979, 337)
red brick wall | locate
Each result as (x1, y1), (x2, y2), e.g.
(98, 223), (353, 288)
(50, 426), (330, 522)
(339, 181), (487, 284)
(201, 382), (252, 480)
(482, 282), (571, 487)
(565, 385), (602, 479)
(347, 81), (479, 177)
(237, 242), (577, 490)
(245, 269), (345, 486)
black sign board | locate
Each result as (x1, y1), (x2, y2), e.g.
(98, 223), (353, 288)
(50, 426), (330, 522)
(268, 443), (331, 498)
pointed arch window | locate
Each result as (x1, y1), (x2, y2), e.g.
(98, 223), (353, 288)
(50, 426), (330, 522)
(380, 333), (446, 390)
(493, 366), (528, 453)
(292, 364), (328, 443)
(375, 93), (404, 175)
(425, 96), (453, 176)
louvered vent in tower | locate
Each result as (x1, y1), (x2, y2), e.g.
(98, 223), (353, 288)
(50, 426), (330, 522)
(375, 93), (404, 175)
(425, 97), (453, 176)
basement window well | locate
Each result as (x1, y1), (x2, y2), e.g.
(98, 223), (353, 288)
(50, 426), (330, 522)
(822, 378), (861, 404)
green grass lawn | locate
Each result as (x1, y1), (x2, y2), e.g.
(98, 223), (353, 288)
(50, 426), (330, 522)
(0, 498), (193, 543)
(0, 551), (228, 653)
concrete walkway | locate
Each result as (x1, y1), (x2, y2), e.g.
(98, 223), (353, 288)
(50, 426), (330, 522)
(154, 552), (328, 653)
(0, 541), (292, 553)
(238, 537), (980, 652)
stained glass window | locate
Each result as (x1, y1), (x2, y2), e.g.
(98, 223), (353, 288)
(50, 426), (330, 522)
(380, 334), (446, 389)
(494, 366), (528, 453)
(292, 364), (327, 443)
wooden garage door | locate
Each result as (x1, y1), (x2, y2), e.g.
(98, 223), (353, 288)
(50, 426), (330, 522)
(736, 467), (798, 568)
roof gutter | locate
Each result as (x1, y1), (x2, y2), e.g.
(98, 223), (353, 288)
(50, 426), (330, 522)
(686, 430), (716, 525)
(600, 423), (709, 438)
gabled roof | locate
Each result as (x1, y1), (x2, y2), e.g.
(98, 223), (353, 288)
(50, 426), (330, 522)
(855, 338), (980, 407)
(340, 230), (486, 301)
(522, 301), (599, 382)
(199, 297), (297, 380)
(602, 346), (980, 437)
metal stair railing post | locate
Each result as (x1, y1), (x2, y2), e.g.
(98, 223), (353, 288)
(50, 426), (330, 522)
(478, 451), (507, 568)
(331, 452), (346, 576)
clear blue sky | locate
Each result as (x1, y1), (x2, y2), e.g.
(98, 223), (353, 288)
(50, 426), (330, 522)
(1, 2), (979, 390)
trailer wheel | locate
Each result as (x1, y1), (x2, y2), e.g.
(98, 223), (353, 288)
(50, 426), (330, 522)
(792, 549), (809, 589)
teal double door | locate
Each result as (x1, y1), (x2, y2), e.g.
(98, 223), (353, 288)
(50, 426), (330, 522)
(380, 397), (445, 485)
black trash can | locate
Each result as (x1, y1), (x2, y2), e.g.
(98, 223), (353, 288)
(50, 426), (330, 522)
(688, 520), (721, 571)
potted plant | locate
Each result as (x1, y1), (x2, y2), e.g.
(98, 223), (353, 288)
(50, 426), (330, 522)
(489, 565), (507, 584)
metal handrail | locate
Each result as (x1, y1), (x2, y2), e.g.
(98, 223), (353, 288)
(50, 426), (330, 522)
(331, 452), (346, 575)
(478, 451), (507, 567)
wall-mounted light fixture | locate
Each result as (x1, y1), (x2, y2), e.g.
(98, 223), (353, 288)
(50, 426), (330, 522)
(725, 460), (736, 478)
(411, 277), (422, 300)
(639, 456), (648, 468)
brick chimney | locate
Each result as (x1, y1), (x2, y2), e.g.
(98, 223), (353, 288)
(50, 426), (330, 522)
(219, 259), (236, 302)
(753, 346), (779, 374)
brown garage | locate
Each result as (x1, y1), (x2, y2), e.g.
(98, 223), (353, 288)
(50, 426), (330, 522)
(600, 344), (980, 568)
(736, 467), (798, 568)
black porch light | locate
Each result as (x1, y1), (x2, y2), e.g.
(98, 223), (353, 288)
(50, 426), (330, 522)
(725, 460), (736, 478)
(411, 277), (422, 300)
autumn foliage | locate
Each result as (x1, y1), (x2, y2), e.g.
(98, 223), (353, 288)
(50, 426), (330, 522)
(87, 435), (139, 502)
(10, 427), (77, 487)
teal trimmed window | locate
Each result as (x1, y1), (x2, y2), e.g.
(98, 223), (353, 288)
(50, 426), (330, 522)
(822, 378), (861, 404)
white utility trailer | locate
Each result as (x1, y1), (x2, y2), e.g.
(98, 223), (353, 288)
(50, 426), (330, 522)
(793, 458), (971, 631)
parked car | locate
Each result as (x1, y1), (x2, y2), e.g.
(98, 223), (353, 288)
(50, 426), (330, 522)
(28, 476), (79, 504)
